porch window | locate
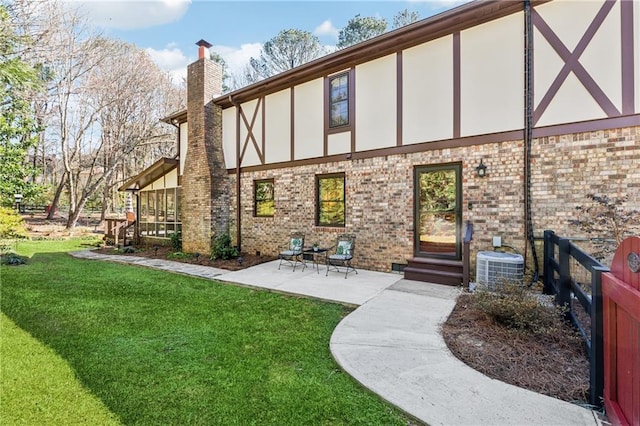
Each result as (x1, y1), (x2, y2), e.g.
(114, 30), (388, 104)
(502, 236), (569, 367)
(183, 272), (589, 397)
(254, 179), (274, 217)
(316, 173), (345, 227)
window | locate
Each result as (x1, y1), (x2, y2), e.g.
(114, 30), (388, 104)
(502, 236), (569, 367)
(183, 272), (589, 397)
(329, 73), (349, 128)
(254, 179), (274, 217)
(316, 174), (345, 226)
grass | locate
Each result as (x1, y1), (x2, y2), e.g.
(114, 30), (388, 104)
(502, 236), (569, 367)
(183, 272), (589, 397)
(1, 313), (120, 425)
(1, 240), (411, 425)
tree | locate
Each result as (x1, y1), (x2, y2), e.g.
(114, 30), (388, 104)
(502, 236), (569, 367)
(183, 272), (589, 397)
(337, 14), (387, 49)
(209, 51), (231, 93)
(247, 29), (326, 83)
(10, 1), (184, 227)
(392, 9), (420, 29)
(0, 4), (45, 206)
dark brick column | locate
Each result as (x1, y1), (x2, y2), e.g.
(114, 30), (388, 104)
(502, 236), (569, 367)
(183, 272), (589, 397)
(182, 50), (229, 254)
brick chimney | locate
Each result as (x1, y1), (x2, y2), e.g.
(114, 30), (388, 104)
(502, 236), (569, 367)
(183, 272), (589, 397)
(181, 40), (229, 254)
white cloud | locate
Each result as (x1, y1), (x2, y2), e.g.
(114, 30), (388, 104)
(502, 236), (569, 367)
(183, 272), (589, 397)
(144, 42), (262, 84)
(313, 20), (339, 41)
(145, 45), (189, 83)
(213, 43), (262, 79)
(69, 0), (191, 30)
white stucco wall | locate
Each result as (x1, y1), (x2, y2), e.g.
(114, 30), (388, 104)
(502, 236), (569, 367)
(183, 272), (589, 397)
(534, 0), (623, 126)
(222, 108), (237, 169)
(355, 54), (397, 151)
(403, 36), (454, 145)
(636, 0), (640, 113)
(327, 132), (351, 155)
(238, 98), (262, 167)
(142, 169), (178, 191)
(265, 89), (291, 163)
(293, 79), (324, 160)
(460, 13), (524, 136)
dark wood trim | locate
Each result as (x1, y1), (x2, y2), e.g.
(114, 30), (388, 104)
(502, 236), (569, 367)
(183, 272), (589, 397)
(349, 68), (356, 153)
(396, 51), (403, 146)
(215, 0), (537, 109)
(239, 97), (263, 164)
(323, 77), (328, 157)
(290, 87), (295, 161)
(453, 32), (461, 139)
(227, 129), (523, 174)
(532, 114), (640, 138)
(225, 112), (640, 175)
(262, 96), (266, 164)
(532, 1), (619, 124)
(621, 0), (635, 115)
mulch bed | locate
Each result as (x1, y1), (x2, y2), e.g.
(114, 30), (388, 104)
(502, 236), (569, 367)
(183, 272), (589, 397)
(93, 244), (276, 271)
(441, 293), (591, 404)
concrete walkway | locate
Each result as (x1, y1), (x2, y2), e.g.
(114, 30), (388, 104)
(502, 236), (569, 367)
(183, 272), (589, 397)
(71, 250), (601, 425)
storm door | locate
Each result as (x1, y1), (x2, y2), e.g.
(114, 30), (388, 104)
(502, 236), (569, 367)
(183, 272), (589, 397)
(414, 163), (462, 259)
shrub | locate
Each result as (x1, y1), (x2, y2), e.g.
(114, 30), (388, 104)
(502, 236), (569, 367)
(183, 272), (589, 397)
(472, 280), (565, 335)
(1, 252), (28, 265)
(210, 233), (238, 260)
(0, 207), (29, 240)
(170, 231), (182, 252)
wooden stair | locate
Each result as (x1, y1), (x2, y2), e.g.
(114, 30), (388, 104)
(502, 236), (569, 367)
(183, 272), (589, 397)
(404, 257), (464, 286)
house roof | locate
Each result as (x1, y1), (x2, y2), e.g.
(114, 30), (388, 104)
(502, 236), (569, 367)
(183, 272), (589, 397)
(215, 0), (537, 108)
(118, 158), (179, 192)
(161, 109), (187, 126)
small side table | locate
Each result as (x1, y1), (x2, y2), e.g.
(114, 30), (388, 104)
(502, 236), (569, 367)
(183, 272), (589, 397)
(303, 248), (328, 273)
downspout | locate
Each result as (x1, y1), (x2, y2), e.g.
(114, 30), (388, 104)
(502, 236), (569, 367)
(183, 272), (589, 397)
(524, 0), (539, 283)
(230, 95), (242, 251)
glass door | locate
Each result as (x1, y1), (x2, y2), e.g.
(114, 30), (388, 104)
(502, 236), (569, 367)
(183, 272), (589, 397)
(414, 163), (462, 259)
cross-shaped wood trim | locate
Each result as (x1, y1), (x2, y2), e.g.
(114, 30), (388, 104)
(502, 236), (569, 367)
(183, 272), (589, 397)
(533, 0), (619, 125)
(238, 97), (265, 165)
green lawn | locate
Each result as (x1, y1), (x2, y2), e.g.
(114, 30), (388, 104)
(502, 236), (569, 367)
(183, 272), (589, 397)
(1, 240), (412, 425)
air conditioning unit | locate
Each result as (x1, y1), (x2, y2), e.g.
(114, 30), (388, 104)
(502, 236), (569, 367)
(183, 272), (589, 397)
(476, 251), (524, 289)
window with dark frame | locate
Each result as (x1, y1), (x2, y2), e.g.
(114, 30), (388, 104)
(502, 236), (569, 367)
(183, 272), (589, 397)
(316, 173), (345, 227)
(329, 73), (349, 128)
(254, 179), (275, 217)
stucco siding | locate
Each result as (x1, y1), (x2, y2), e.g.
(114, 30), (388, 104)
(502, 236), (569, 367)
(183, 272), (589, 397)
(327, 132), (351, 155)
(141, 168), (178, 191)
(239, 98), (262, 167)
(636, 0), (640, 113)
(402, 36), (454, 145)
(222, 108), (236, 169)
(355, 54), (396, 151)
(265, 90), (291, 163)
(534, 0), (624, 127)
(294, 79), (323, 159)
(460, 13), (524, 136)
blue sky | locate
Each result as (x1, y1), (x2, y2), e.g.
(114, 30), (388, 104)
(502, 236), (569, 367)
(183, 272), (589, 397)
(71, 0), (469, 81)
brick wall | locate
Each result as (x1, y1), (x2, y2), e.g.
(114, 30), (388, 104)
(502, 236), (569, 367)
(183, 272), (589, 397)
(182, 58), (229, 254)
(224, 126), (639, 273)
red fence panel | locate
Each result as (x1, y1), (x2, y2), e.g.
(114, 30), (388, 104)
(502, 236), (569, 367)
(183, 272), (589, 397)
(603, 236), (640, 426)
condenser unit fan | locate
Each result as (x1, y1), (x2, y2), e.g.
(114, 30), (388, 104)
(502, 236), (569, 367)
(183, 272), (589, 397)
(476, 251), (524, 289)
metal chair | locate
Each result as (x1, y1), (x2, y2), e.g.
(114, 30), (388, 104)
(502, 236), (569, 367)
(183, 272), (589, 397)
(326, 234), (357, 278)
(278, 231), (306, 271)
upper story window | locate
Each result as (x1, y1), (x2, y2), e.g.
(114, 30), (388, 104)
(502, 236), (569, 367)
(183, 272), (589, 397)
(329, 72), (349, 128)
(316, 173), (345, 227)
(254, 179), (274, 217)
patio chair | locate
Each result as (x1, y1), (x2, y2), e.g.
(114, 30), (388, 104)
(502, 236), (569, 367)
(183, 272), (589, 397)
(278, 231), (306, 271)
(326, 234), (357, 278)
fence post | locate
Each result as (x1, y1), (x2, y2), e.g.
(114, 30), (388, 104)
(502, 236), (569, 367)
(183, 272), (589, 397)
(557, 238), (572, 318)
(590, 265), (608, 408)
(543, 230), (554, 294)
